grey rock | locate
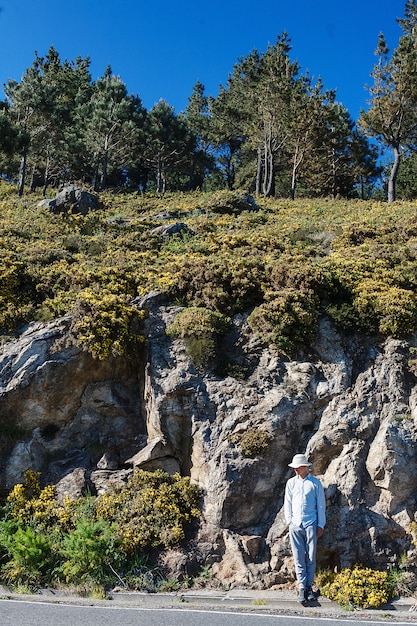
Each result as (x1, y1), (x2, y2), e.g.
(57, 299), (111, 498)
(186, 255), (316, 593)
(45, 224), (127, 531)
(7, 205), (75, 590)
(151, 222), (193, 239)
(38, 185), (100, 215)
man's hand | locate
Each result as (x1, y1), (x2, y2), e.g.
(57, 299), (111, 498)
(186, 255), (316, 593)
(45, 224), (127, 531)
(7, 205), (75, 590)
(317, 526), (324, 539)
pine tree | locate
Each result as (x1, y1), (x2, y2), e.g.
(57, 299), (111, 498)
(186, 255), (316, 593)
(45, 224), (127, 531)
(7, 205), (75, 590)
(76, 67), (145, 190)
(142, 100), (195, 194)
(4, 47), (92, 195)
(360, 2), (417, 202)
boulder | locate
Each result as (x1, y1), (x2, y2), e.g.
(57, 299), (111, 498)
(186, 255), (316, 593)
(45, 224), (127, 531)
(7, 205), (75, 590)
(37, 185), (100, 215)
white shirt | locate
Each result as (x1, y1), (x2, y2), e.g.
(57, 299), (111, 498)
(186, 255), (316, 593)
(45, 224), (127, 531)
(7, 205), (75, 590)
(284, 473), (326, 529)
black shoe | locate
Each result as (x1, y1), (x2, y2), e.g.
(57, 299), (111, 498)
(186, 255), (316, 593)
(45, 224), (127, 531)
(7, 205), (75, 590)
(306, 587), (317, 601)
(297, 588), (306, 603)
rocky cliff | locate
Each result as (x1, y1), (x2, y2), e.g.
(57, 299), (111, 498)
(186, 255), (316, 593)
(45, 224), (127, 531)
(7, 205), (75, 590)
(0, 291), (416, 588)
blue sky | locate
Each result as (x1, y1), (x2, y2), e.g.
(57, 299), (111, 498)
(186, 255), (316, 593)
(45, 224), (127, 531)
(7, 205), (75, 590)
(0, 0), (405, 121)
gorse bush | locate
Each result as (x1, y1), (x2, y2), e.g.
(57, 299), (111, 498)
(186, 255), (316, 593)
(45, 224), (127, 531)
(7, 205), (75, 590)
(171, 253), (265, 315)
(318, 565), (394, 609)
(71, 289), (146, 359)
(1, 468), (200, 590)
(248, 288), (319, 355)
(167, 306), (229, 368)
(95, 469), (200, 553)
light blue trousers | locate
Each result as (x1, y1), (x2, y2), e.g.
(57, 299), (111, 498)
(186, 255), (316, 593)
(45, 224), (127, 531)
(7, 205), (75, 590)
(289, 523), (317, 588)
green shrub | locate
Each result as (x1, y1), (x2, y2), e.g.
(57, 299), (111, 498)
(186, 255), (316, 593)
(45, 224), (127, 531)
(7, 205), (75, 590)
(200, 190), (258, 215)
(167, 306), (229, 338)
(0, 258), (35, 332)
(59, 517), (122, 585)
(171, 254), (265, 315)
(268, 255), (335, 300)
(229, 428), (272, 457)
(1, 525), (56, 588)
(167, 306), (229, 368)
(354, 281), (417, 337)
(248, 288), (319, 355)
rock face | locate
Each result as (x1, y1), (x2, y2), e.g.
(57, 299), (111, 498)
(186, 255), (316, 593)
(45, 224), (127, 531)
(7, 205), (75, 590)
(0, 317), (145, 492)
(0, 296), (416, 588)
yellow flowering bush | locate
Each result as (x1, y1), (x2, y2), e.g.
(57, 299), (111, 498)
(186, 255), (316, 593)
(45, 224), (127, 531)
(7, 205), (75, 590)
(71, 289), (146, 359)
(320, 565), (393, 609)
(1, 189), (417, 353)
(7, 470), (75, 532)
(0, 258), (35, 331)
(354, 281), (417, 337)
(95, 469), (200, 553)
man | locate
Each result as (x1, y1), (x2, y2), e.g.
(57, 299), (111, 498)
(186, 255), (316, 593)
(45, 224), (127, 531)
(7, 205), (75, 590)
(284, 453), (326, 604)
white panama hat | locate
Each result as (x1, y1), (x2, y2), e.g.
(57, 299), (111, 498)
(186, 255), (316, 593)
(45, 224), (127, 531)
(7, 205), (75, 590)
(288, 453), (312, 468)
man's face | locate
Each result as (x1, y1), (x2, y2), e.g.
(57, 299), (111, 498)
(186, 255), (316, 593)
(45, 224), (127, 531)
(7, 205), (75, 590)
(294, 465), (309, 479)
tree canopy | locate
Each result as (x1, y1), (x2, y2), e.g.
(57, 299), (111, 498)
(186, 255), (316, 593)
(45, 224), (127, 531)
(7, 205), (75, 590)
(0, 3), (416, 200)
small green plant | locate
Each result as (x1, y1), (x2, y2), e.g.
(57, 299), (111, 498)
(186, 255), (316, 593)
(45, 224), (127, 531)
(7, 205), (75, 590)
(229, 428), (272, 457)
(1, 526), (55, 589)
(197, 564), (212, 580)
(407, 521), (417, 548)
(408, 347), (417, 375)
(393, 413), (413, 422)
(59, 517), (122, 585)
(386, 566), (417, 598)
(117, 555), (175, 592)
(0, 423), (30, 454)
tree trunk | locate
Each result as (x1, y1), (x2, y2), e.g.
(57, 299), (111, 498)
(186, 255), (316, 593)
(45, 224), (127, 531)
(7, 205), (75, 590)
(18, 150), (27, 197)
(42, 156), (50, 197)
(263, 143), (275, 197)
(92, 155), (100, 192)
(99, 150), (108, 191)
(388, 146), (400, 203)
(156, 150), (163, 195)
(331, 149), (337, 199)
(255, 147), (262, 196)
(225, 148), (235, 190)
(29, 164), (36, 193)
(290, 139), (303, 201)
(227, 159), (235, 190)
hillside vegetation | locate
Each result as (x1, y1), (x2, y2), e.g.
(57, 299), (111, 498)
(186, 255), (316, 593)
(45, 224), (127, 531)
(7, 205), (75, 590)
(1, 182), (417, 359)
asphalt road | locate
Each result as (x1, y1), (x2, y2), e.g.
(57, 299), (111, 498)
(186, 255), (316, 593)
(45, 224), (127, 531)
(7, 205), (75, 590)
(1, 600), (417, 626)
